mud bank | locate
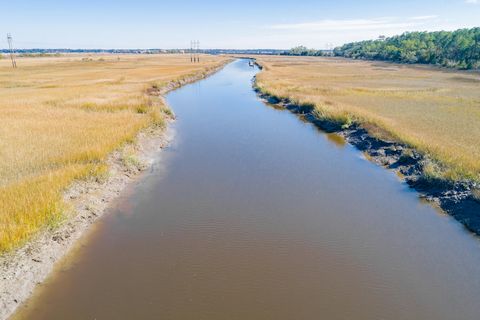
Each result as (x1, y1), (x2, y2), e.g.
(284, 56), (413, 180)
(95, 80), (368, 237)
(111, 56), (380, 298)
(253, 75), (480, 236)
(0, 60), (230, 320)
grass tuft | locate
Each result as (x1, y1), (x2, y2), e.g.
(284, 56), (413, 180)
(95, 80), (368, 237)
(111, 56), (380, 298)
(473, 189), (480, 202)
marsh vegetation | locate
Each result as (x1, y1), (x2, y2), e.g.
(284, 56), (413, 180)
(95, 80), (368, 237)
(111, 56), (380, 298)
(0, 54), (227, 252)
(254, 56), (480, 182)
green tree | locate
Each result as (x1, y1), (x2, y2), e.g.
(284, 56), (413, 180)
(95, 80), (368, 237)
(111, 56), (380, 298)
(334, 27), (480, 70)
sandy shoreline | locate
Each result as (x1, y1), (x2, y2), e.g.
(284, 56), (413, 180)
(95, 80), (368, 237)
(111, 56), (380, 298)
(0, 60), (230, 320)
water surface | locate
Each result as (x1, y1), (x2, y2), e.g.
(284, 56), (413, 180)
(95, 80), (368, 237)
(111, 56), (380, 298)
(15, 60), (480, 320)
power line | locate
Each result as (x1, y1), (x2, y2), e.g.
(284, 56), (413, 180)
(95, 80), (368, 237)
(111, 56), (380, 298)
(196, 40), (200, 63)
(190, 40), (193, 62)
(7, 33), (17, 68)
(190, 40), (200, 63)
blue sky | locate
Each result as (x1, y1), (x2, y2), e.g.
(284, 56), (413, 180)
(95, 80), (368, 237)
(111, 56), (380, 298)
(1, 0), (479, 49)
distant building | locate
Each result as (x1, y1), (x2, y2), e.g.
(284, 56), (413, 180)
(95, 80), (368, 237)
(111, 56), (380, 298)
(378, 35), (386, 41)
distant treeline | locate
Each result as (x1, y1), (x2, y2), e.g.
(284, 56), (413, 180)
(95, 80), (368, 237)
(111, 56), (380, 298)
(0, 48), (285, 56)
(333, 28), (480, 70)
(282, 46), (333, 56)
(0, 48), (182, 55)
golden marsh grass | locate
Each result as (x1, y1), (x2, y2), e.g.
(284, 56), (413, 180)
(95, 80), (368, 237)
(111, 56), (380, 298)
(0, 54), (227, 252)
(255, 56), (480, 181)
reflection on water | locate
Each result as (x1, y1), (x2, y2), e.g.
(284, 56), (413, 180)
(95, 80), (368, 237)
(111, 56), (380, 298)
(14, 60), (480, 320)
(325, 132), (346, 147)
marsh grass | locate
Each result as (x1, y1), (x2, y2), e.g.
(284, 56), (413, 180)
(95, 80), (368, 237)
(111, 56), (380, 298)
(0, 54), (227, 252)
(255, 56), (480, 182)
(121, 145), (143, 171)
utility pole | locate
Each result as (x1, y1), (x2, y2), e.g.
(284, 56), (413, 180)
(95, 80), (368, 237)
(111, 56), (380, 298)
(7, 33), (17, 68)
(190, 40), (200, 63)
(196, 40), (200, 63)
(190, 40), (193, 63)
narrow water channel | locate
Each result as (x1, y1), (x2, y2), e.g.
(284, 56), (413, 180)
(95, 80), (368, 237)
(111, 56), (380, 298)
(14, 60), (480, 319)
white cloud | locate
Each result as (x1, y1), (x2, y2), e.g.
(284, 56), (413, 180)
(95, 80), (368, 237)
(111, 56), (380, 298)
(466, 0), (478, 3)
(268, 16), (438, 32)
(409, 15), (439, 20)
(270, 18), (409, 31)
(257, 15), (478, 49)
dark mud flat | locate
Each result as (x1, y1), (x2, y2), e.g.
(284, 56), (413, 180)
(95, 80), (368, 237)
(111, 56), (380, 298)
(14, 60), (480, 320)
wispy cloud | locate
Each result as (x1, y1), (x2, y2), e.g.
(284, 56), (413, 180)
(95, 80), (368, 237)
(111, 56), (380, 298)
(466, 0), (478, 3)
(410, 15), (438, 21)
(268, 16), (437, 32)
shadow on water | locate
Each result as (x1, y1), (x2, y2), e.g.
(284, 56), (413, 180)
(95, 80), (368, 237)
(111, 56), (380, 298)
(14, 60), (480, 320)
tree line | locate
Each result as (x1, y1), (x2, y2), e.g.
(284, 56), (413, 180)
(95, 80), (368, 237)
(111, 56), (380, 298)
(334, 28), (480, 69)
(282, 46), (329, 56)
(284, 28), (480, 70)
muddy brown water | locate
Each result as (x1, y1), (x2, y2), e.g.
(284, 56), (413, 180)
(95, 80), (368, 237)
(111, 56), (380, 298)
(14, 60), (480, 319)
